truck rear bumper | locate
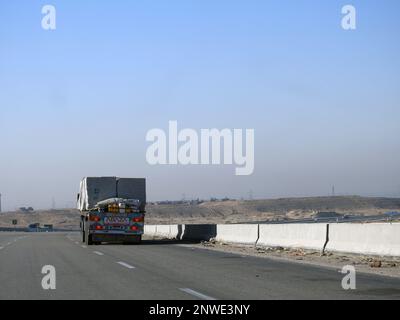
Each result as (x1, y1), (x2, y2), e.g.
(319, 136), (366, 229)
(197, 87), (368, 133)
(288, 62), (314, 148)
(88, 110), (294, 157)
(91, 232), (142, 243)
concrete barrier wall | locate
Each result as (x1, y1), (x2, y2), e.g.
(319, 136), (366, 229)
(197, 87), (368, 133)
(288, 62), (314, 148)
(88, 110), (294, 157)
(144, 223), (400, 257)
(144, 225), (157, 237)
(181, 225), (217, 241)
(144, 224), (216, 241)
(326, 223), (400, 257)
(169, 225), (180, 239)
(257, 223), (327, 251)
(215, 224), (259, 245)
(156, 225), (172, 238)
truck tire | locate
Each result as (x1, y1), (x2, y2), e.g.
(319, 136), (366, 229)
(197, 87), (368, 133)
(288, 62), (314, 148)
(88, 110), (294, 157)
(85, 232), (94, 245)
(81, 221), (86, 243)
(84, 222), (93, 245)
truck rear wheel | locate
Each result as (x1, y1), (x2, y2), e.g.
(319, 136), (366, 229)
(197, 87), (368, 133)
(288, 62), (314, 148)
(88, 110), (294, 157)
(85, 231), (94, 245)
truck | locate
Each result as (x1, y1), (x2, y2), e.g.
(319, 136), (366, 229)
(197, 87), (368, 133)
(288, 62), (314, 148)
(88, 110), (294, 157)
(77, 177), (146, 245)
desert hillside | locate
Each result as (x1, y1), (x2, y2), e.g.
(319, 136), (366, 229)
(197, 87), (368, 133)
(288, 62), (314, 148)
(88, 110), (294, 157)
(0, 209), (80, 230)
(1, 196), (399, 230)
(146, 196), (400, 224)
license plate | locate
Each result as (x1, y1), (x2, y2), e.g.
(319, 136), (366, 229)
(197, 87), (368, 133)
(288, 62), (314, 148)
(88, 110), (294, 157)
(103, 217), (130, 225)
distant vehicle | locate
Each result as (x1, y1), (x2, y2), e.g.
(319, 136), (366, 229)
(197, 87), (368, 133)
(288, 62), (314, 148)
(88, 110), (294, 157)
(43, 224), (54, 232)
(384, 211), (400, 217)
(313, 212), (343, 219)
(77, 177), (146, 245)
(28, 223), (40, 232)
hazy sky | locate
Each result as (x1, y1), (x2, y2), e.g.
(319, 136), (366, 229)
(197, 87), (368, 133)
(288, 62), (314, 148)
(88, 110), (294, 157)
(1, 0), (399, 210)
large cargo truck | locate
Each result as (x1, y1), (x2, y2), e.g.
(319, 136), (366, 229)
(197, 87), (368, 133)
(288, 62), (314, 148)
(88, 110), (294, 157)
(77, 177), (146, 245)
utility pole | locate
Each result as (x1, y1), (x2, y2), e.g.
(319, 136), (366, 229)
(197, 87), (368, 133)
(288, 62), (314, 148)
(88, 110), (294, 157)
(0, 193), (2, 213)
(332, 185), (335, 197)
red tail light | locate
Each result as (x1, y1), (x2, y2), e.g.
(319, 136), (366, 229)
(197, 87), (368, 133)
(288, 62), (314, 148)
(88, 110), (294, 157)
(133, 216), (144, 223)
(130, 226), (139, 231)
(89, 215), (101, 222)
(95, 225), (104, 230)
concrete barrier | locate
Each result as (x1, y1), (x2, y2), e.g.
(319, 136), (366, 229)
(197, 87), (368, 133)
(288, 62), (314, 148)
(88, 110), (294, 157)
(169, 225), (180, 239)
(144, 223), (400, 257)
(326, 223), (400, 257)
(181, 225), (217, 241)
(144, 225), (157, 237)
(144, 224), (216, 241)
(155, 225), (172, 238)
(215, 224), (259, 245)
(257, 224), (327, 251)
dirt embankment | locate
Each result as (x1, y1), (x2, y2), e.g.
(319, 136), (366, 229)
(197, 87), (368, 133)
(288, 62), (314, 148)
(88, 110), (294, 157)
(1, 196), (399, 229)
(0, 209), (80, 230)
(146, 196), (400, 224)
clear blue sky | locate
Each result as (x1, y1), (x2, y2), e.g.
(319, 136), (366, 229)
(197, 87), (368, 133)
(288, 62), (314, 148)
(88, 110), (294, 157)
(0, 0), (399, 210)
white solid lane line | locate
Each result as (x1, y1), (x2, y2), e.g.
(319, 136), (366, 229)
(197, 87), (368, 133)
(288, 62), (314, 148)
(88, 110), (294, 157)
(180, 288), (217, 301)
(117, 261), (136, 269)
(93, 251), (104, 256)
(81, 245), (87, 249)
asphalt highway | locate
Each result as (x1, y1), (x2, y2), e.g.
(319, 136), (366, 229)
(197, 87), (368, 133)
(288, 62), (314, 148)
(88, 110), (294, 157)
(0, 232), (399, 300)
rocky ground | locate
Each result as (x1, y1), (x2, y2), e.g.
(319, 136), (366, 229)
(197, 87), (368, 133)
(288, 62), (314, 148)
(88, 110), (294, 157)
(186, 240), (400, 279)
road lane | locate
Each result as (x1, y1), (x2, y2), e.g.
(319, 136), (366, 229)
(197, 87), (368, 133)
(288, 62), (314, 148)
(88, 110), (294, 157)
(0, 233), (28, 251)
(0, 232), (191, 300)
(68, 233), (400, 300)
(1, 232), (400, 300)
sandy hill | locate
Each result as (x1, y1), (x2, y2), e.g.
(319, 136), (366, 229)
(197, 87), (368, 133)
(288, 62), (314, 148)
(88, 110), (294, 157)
(1, 196), (399, 229)
(146, 196), (400, 224)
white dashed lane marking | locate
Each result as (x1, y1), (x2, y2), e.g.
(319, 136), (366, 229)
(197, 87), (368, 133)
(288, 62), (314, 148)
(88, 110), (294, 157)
(117, 261), (136, 269)
(180, 288), (217, 301)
